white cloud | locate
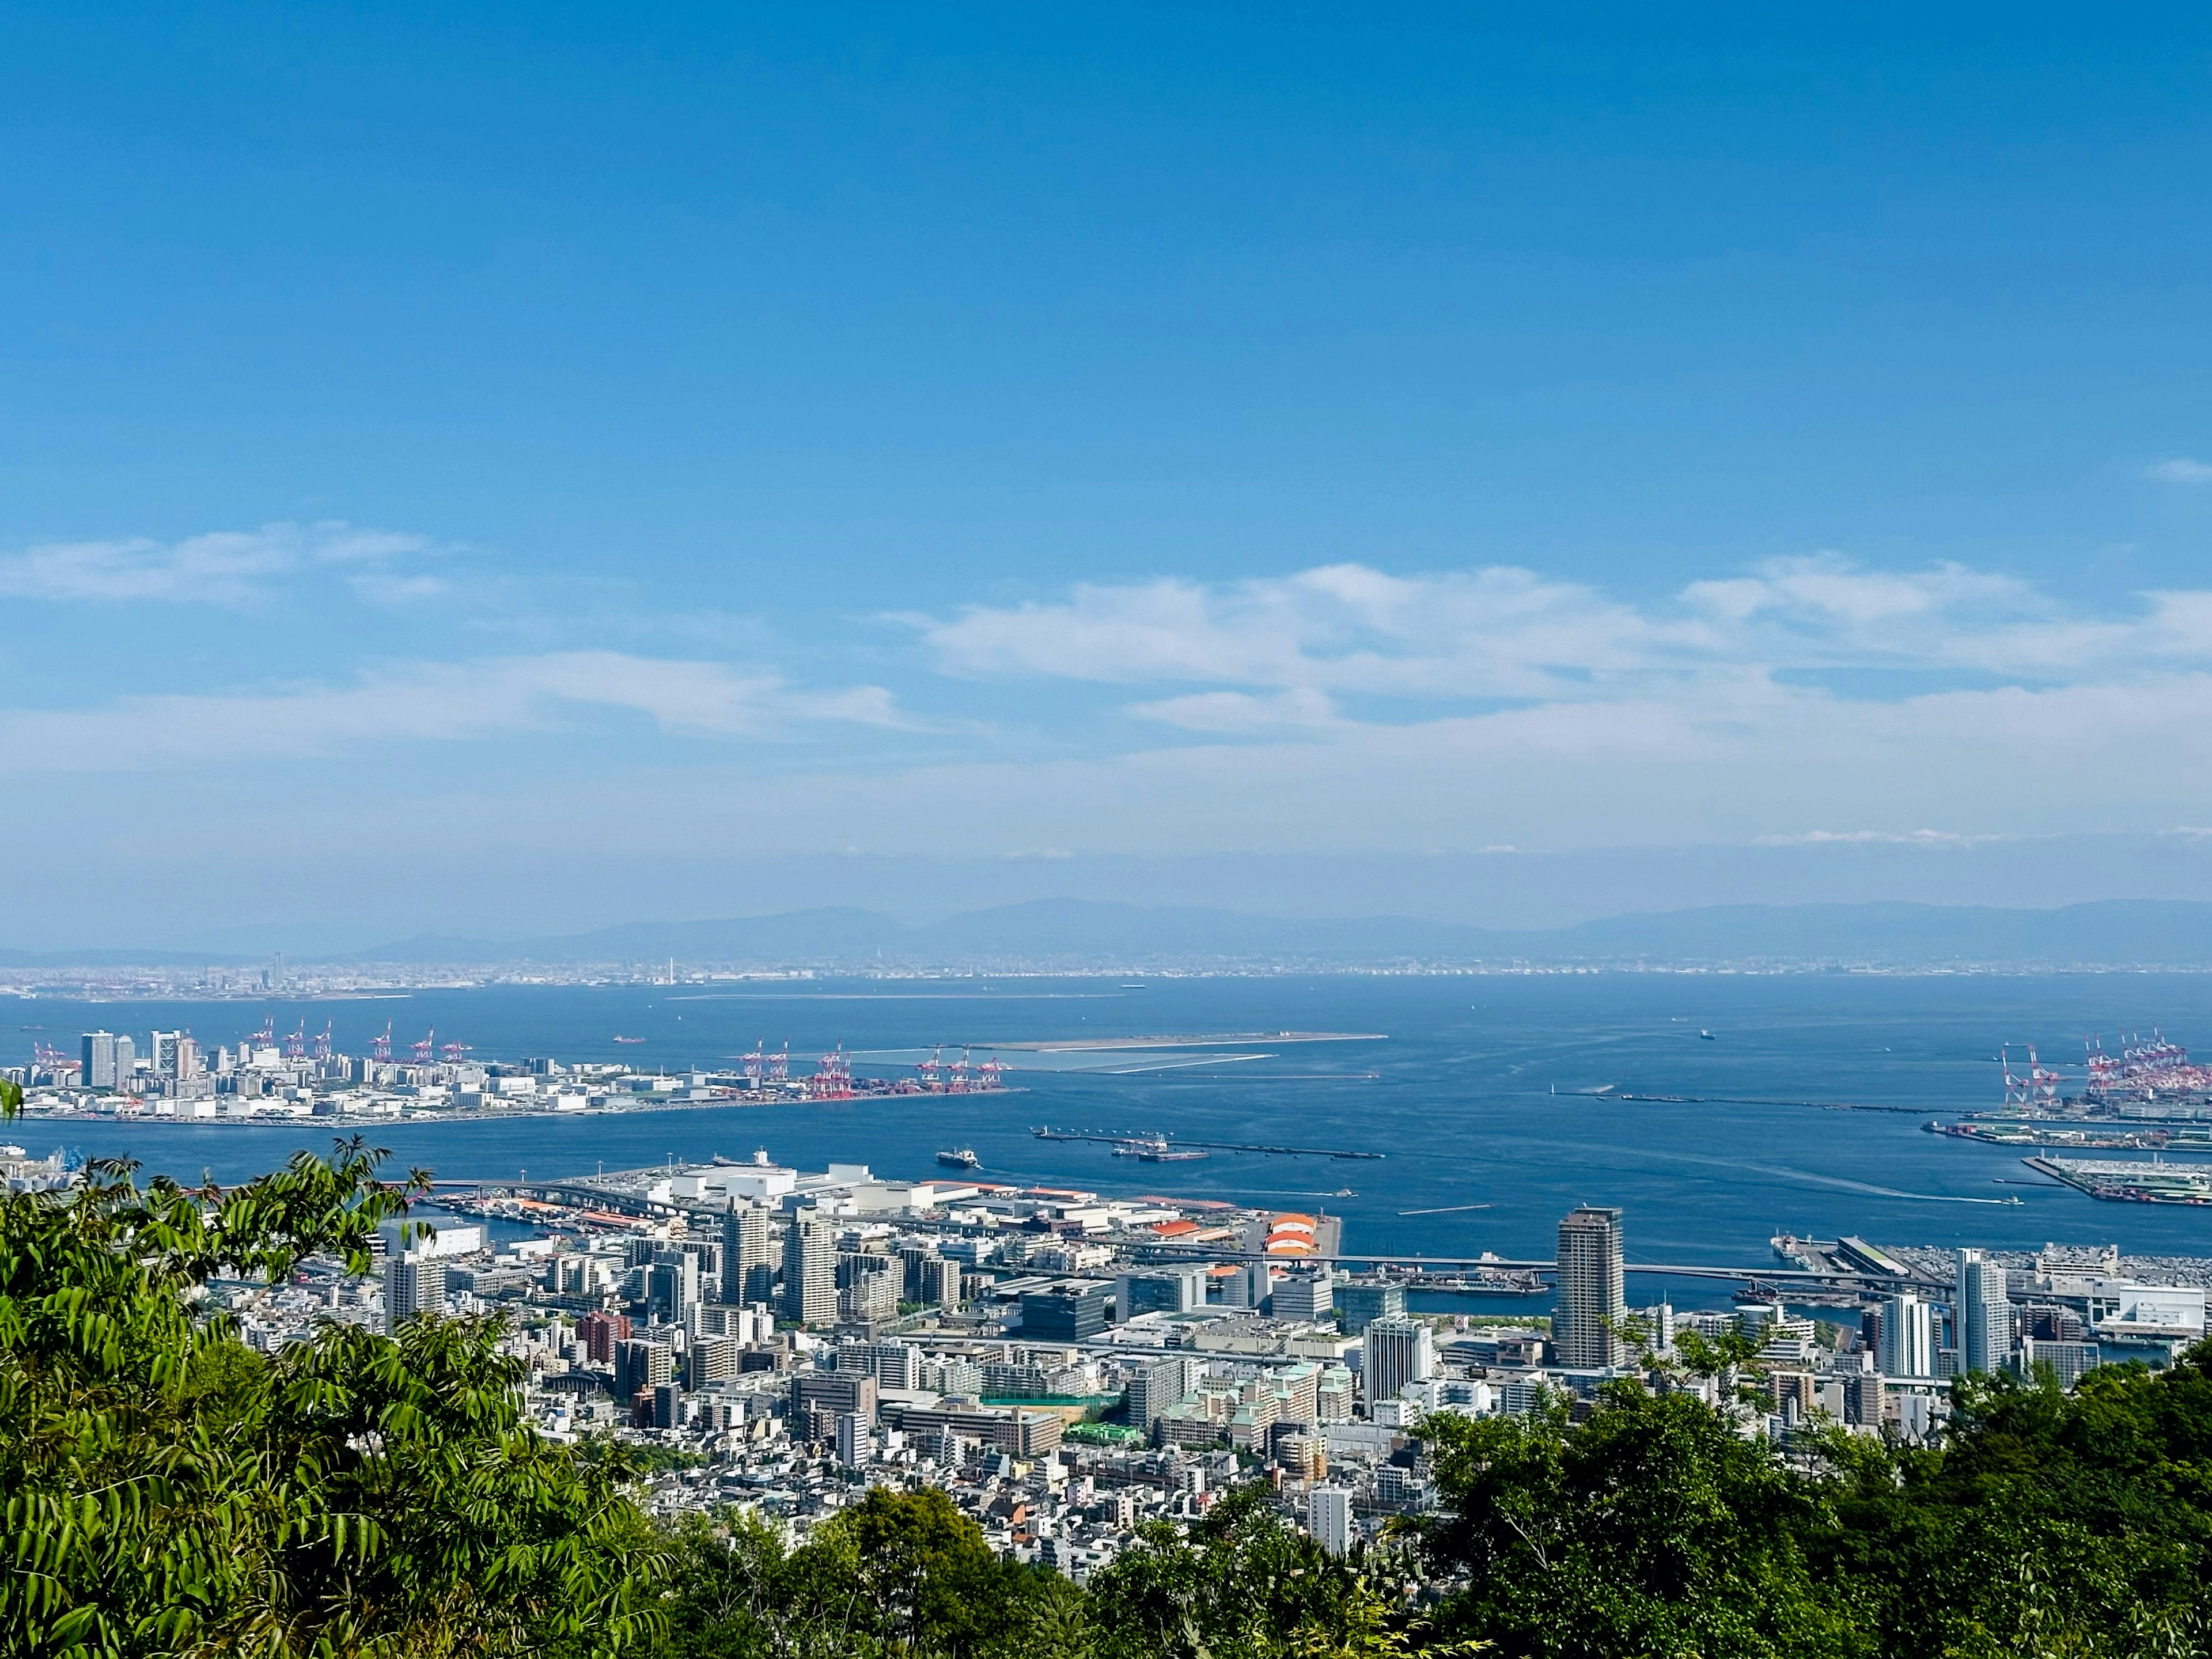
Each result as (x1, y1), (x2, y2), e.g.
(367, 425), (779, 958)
(2147, 458), (2212, 483)
(915, 555), (2212, 715)
(0, 651), (901, 774)
(1754, 828), (2010, 848)
(1127, 687), (1344, 733)
(0, 521), (435, 608)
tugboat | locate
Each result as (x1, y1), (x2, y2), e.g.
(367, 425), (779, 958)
(935, 1147), (982, 1171)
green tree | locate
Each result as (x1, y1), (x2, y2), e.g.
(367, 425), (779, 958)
(1090, 1484), (1444, 1659)
(0, 1137), (665, 1658)
(1416, 1382), (1862, 1659)
(657, 1488), (1085, 1659)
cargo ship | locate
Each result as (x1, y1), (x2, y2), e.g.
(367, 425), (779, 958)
(935, 1147), (982, 1170)
(1112, 1135), (1209, 1162)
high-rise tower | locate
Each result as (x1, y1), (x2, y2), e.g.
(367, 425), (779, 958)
(724, 1200), (775, 1305)
(1555, 1206), (1627, 1369)
(782, 1210), (836, 1327)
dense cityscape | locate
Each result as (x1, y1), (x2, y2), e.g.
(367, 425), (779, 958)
(23, 1049), (2178, 1580)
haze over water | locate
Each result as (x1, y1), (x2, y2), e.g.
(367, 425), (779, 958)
(20, 975), (2212, 1283)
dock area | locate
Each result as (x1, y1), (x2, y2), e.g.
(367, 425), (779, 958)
(2025, 1155), (2212, 1205)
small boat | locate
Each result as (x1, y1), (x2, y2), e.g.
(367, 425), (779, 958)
(935, 1148), (982, 1170)
(613, 1035), (646, 1044)
(1699, 1030), (1715, 1041)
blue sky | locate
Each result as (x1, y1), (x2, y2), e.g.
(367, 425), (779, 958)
(7, 5), (2212, 945)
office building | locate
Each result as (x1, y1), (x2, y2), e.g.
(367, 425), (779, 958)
(1956, 1250), (2014, 1374)
(1271, 1268), (1334, 1323)
(782, 1212), (836, 1327)
(1334, 1282), (1406, 1336)
(2021, 1339), (2101, 1389)
(1308, 1487), (1355, 1558)
(723, 1202), (776, 1305)
(791, 1371), (878, 1441)
(383, 1257), (447, 1332)
(646, 1254), (700, 1325)
(1117, 1266), (1209, 1318)
(1880, 1293), (1936, 1378)
(652, 1382), (684, 1430)
(616, 1339), (676, 1402)
(1555, 1206), (1627, 1369)
(1220, 1261), (1275, 1310)
(1362, 1317), (1435, 1405)
(1021, 1281), (1113, 1342)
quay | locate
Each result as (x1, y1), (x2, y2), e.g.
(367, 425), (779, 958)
(1033, 1126), (1384, 1160)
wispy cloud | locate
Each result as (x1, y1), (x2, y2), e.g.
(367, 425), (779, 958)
(0, 651), (902, 774)
(914, 555), (2212, 712)
(2146, 458), (2212, 483)
(1753, 828), (2012, 848)
(0, 521), (436, 608)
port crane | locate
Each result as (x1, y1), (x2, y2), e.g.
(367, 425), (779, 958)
(369, 1022), (393, 1063)
(312, 1021), (334, 1062)
(32, 1042), (79, 1081)
(807, 1047), (855, 1099)
(411, 1030), (437, 1065)
(1999, 1044), (2063, 1111)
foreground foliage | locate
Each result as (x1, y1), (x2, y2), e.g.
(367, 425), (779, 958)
(9, 1123), (2212, 1658)
(0, 1137), (662, 1658)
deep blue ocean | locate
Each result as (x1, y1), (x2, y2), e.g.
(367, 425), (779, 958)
(16, 975), (2212, 1307)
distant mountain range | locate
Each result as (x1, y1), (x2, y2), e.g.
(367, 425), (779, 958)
(12, 897), (2208, 971)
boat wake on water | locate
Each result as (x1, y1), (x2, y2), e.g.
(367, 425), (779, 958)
(1684, 1153), (2021, 1205)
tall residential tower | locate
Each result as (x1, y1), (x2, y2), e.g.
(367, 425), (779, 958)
(1555, 1206), (1627, 1369)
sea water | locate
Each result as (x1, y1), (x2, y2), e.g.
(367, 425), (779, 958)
(17, 974), (2212, 1302)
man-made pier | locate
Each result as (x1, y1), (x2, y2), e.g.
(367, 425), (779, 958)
(1032, 1126), (1384, 1159)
